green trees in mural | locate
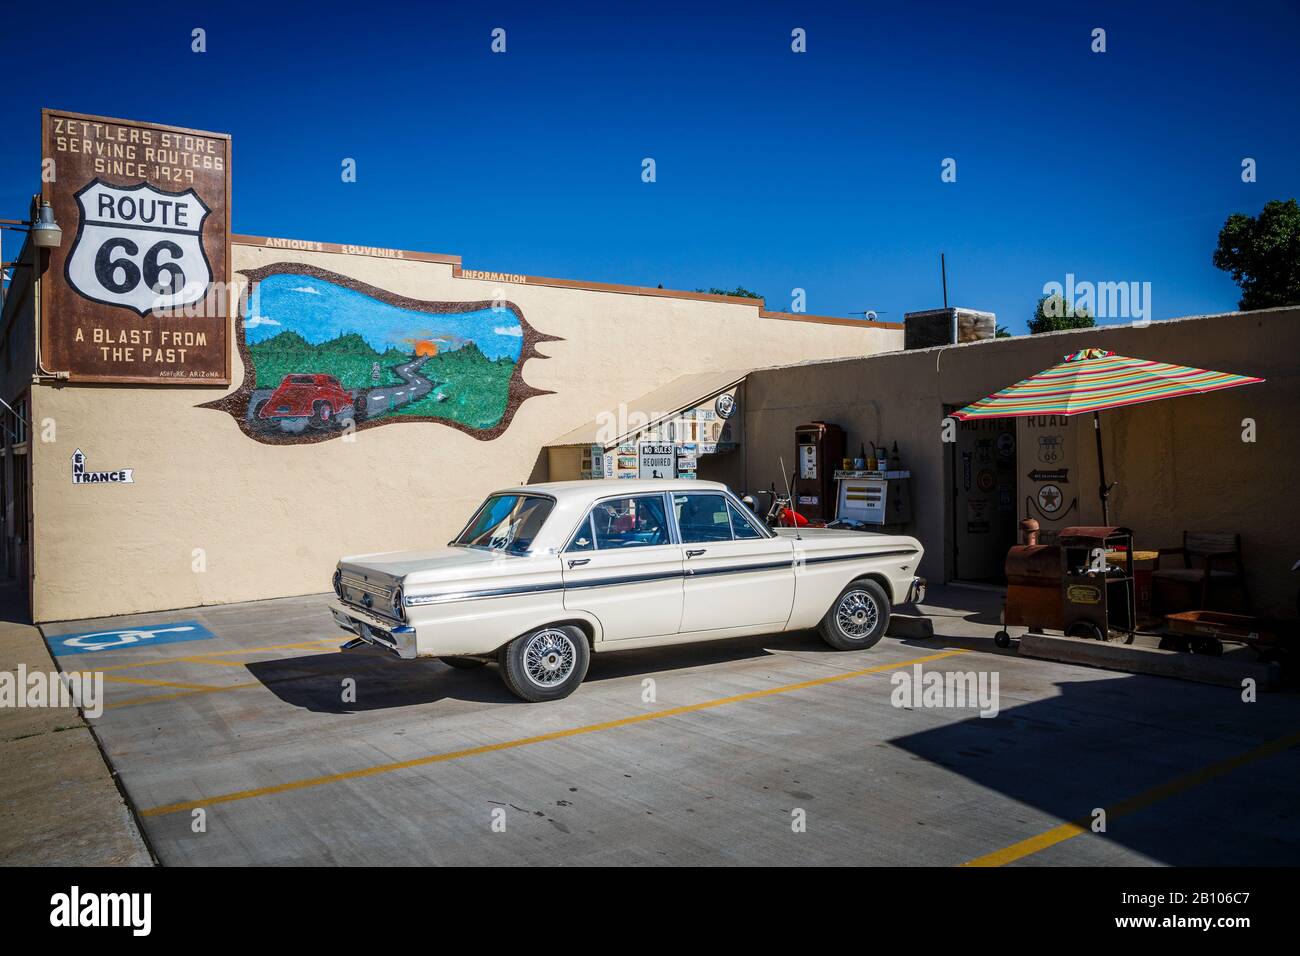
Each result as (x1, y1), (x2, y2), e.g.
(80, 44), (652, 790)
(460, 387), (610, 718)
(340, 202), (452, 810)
(249, 331), (410, 389)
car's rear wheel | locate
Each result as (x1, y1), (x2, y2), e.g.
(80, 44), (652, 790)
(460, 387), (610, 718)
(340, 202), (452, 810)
(499, 625), (589, 702)
(818, 579), (891, 650)
(439, 656), (487, 669)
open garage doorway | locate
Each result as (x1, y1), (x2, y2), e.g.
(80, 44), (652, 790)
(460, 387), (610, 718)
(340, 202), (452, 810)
(947, 409), (1018, 583)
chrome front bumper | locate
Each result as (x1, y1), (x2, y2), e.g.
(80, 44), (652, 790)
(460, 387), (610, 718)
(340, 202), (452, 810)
(330, 601), (417, 659)
(904, 576), (927, 605)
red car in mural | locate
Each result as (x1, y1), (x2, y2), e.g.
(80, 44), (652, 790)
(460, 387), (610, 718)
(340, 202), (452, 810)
(253, 374), (358, 429)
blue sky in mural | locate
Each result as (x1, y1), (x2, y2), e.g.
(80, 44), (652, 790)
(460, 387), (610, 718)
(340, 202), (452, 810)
(244, 274), (524, 361)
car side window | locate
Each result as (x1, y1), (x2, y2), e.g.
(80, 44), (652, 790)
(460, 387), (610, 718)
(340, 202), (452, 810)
(674, 494), (734, 543)
(728, 502), (763, 540)
(567, 514), (596, 552)
(585, 495), (671, 549)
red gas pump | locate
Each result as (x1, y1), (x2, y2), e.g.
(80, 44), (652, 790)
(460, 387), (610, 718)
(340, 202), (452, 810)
(792, 422), (844, 523)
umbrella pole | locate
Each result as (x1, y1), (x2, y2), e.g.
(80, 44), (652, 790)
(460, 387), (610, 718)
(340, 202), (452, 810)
(1093, 410), (1111, 525)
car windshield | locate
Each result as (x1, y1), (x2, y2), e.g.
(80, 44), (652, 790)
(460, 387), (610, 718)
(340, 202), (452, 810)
(454, 494), (554, 554)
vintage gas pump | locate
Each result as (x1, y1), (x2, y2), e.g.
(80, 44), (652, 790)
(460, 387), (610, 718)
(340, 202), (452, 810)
(793, 421), (845, 522)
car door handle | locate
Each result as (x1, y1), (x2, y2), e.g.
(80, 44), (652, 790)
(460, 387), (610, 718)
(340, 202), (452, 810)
(567, 558), (590, 568)
(686, 549), (706, 558)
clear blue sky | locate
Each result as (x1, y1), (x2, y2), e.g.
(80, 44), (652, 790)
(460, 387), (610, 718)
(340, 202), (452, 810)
(2, 0), (1296, 333)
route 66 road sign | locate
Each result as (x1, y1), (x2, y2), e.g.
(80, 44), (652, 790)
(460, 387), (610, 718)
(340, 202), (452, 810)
(65, 179), (212, 316)
(40, 110), (230, 384)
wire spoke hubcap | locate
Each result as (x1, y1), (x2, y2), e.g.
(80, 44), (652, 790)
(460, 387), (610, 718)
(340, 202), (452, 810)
(523, 629), (577, 687)
(836, 589), (879, 639)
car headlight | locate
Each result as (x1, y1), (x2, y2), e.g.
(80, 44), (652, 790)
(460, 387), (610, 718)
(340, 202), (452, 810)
(391, 585), (404, 618)
(332, 569), (343, 599)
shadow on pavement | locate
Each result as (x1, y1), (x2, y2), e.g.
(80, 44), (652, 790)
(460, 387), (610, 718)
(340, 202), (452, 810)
(246, 628), (851, 712)
(889, 672), (1300, 865)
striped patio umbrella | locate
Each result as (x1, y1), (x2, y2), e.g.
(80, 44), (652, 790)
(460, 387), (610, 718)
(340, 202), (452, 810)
(950, 348), (1263, 523)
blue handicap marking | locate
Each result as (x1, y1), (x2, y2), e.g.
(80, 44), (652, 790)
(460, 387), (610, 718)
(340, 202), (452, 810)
(49, 620), (217, 656)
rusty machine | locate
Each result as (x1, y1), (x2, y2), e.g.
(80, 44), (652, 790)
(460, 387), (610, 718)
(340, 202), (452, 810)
(994, 520), (1137, 647)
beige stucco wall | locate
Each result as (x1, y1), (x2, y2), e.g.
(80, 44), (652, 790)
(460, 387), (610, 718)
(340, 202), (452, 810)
(30, 242), (900, 622)
(743, 308), (1299, 617)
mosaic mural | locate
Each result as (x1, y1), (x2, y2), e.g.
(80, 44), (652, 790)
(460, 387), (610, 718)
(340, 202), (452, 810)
(200, 263), (560, 443)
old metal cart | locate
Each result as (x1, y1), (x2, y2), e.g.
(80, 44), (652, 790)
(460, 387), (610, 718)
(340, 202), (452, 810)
(995, 523), (1137, 646)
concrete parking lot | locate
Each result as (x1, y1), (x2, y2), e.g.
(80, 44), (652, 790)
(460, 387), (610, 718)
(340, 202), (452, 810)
(40, 585), (1300, 866)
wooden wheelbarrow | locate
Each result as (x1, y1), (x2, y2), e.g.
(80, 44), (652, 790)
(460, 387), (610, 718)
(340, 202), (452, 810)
(1161, 610), (1296, 660)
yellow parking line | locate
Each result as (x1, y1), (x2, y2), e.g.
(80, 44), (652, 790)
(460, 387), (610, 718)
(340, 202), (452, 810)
(102, 674), (224, 691)
(140, 648), (969, 817)
(178, 656), (272, 668)
(105, 682), (263, 710)
(90, 639), (340, 673)
(961, 727), (1300, 866)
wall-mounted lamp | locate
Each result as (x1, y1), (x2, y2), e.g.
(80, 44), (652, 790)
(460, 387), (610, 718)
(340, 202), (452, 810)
(30, 201), (62, 248)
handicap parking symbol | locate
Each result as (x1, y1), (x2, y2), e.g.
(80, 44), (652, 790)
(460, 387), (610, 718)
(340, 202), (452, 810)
(49, 620), (217, 656)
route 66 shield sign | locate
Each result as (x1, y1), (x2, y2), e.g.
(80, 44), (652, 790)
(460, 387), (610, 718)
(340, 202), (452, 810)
(65, 179), (213, 316)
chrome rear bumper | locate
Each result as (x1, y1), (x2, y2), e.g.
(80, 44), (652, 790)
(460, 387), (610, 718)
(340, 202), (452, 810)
(330, 601), (417, 659)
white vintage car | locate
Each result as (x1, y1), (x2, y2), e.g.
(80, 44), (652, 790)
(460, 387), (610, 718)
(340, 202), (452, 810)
(329, 479), (925, 702)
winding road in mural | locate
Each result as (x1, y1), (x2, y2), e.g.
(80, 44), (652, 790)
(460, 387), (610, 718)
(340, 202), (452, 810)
(361, 356), (437, 418)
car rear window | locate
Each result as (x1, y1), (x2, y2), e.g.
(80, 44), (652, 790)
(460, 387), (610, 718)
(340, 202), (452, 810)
(289, 375), (316, 384)
(455, 494), (554, 554)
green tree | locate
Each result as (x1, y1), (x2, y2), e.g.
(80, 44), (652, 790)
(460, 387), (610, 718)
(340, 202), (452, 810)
(695, 286), (762, 299)
(1028, 293), (1095, 334)
(1212, 198), (1300, 310)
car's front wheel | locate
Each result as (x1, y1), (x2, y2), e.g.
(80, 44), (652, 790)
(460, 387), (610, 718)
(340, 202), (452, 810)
(499, 625), (589, 702)
(818, 579), (891, 651)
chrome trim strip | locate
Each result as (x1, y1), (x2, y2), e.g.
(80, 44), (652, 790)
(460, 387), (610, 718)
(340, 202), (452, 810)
(405, 581), (565, 607)
(564, 569), (684, 590)
(340, 574), (394, 599)
(685, 559), (793, 577)
(802, 549), (918, 565)
(402, 550), (916, 606)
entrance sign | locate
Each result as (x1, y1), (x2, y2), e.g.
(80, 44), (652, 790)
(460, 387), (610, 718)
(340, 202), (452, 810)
(71, 449), (134, 485)
(41, 110), (231, 384)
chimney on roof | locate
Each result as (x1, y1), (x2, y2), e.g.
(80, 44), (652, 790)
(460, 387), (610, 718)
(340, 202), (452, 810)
(903, 307), (996, 350)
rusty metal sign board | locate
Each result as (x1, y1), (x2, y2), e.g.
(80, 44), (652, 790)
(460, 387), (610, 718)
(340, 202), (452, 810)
(40, 110), (231, 384)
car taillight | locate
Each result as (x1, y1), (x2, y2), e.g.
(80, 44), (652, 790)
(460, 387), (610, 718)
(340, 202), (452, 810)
(332, 569), (343, 598)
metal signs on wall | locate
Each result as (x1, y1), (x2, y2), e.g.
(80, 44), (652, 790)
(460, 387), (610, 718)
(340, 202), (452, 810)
(1020, 414), (1079, 533)
(579, 387), (742, 480)
(638, 443), (675, 479)
(40, 110), (231, 384)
